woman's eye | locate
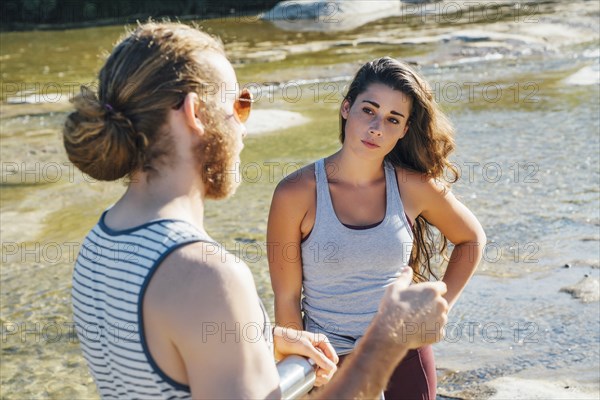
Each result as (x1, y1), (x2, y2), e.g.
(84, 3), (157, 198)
(362, 107), (374, 115)
(388, 118), (399, 124)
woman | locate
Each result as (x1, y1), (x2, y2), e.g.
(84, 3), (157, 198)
(268, 57), (486, 399)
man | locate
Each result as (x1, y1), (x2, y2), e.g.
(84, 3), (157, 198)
(65, 22), (448, 399)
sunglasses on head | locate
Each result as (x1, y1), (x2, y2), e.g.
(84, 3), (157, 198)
(173, 87), (253, 124)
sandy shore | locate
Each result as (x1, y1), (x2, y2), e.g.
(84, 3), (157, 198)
(244, 109), (310, 135)
(487, 377), (599, 399)
(1, 99), (310, 136)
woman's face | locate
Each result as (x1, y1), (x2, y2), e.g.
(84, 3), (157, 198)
(341, 82), (412, 159)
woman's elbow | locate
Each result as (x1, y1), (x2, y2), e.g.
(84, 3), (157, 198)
(472, 224), (486, 248)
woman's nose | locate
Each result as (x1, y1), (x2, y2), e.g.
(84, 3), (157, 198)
(369, 115), (383, 136)
(369, 120), (383, 137)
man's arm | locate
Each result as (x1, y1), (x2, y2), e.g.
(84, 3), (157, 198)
(152, 245), (446, 399)
(311, 325), (408, 399)
(155, 242), (282, 399)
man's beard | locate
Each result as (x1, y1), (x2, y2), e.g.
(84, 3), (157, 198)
(193, 109), (242, 200)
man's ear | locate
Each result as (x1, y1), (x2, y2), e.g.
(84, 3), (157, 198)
(340, 99), (351, 119)
(183, 92), (204, 135)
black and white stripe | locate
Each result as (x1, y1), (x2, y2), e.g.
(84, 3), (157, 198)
(72, 213), (211, 399)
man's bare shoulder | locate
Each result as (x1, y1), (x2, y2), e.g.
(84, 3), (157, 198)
(145, 242), (279, 398)
(168, 241), (251, 281)
(146, 241), (257, 328)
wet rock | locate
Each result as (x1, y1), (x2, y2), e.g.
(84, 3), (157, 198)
(560, 276), (600, 302)
(284, 41), (333, 54)
(234, 237), (257, 243)
(238, 50), (287, 63)
(563, 64), (600, 86)
(262, 0), (400, 32)
(446, 30), (546, 46)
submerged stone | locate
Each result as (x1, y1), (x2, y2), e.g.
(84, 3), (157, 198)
(560, 276), (600, 303)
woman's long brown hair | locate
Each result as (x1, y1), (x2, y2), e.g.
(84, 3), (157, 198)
(340, 57), (458, 282)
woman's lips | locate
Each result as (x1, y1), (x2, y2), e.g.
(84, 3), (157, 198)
(361, 140), (380, 149)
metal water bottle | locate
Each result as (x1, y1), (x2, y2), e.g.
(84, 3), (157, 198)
(276, 355), (317, 399)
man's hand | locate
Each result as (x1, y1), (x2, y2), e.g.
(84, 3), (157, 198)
(375, 267), (449, 350)
(273, 326), (339, 386)
(306, 268), (448, 399)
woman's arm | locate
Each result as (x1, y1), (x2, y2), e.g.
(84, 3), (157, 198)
(398, 168), (486, 309)
(268, 166), (340, 387)
(418, 179), (486, 309)
(267, 169), (315, 334)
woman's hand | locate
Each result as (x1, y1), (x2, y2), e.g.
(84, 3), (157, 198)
(273, 326), (339, 386)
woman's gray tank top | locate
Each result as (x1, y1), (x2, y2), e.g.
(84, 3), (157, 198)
(300, 158), (414, 355)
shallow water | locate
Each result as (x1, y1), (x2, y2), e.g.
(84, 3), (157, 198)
(435, 265), (600, 397)
(1, 1), (599, 398)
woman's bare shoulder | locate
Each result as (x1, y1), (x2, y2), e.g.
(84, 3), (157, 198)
(394, 165), (449, 199)
(270, 162), (317, 225)
(273, 162), (316, 199)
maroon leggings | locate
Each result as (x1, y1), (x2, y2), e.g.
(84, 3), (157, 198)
(338, 345), (436, 400)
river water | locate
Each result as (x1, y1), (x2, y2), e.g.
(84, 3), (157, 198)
(1, 1), (599, 398)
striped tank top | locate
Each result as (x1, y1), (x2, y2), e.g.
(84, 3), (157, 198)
(71, 210), (272, 399)
(301, 159), (414, 355)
